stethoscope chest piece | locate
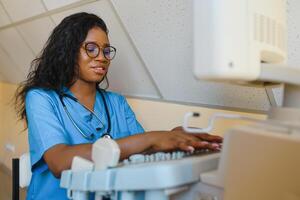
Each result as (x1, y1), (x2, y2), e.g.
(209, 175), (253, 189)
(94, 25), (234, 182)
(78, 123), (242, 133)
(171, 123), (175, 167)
(102, 133), (112, 139)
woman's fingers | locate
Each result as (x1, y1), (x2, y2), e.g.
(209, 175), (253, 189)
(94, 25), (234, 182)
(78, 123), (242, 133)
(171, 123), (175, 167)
(177, 139), (221, 152)
(190, 140), (221, 151)
(170, 127), (223, 143)
(153, 131), (223, 153)
(178, 142), (195, 152)
(193, 133), (223, 143)
(172, 130), (222, 143)
(187, 140), (209, 149)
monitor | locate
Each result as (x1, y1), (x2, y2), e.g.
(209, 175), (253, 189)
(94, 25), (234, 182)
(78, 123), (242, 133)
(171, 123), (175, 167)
(193, 0), (287, 82)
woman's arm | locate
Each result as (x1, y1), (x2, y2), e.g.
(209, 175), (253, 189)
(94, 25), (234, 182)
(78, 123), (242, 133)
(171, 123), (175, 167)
(44, 130), (222, 178)
(43, 143), (92, 178)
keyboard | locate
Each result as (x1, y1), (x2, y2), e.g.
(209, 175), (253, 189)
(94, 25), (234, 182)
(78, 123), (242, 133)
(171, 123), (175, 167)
(123, 149), (218, 165)
(109, 150), (220, 190)
(61, 150), (220, 194)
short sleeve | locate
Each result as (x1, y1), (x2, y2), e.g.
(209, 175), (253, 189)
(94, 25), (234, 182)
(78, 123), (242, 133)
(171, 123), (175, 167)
(122, 96), (144, 135)
(26, 90), (69, 170)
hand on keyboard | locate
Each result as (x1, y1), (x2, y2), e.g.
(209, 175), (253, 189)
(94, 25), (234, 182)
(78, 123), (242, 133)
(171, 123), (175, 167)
(172, 126), (222, 148)
(145, 127), (222, 154)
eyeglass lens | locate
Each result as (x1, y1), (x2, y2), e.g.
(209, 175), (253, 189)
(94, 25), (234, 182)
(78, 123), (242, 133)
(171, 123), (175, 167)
(85, 42), (116, 60)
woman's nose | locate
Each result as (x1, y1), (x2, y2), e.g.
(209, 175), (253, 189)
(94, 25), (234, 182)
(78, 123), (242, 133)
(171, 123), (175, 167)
(94, 50), (106, 60)
(94, 51), (109, 65)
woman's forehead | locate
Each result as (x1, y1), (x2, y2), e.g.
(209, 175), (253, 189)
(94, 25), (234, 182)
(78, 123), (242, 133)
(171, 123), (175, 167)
(84, 27), (109, 46)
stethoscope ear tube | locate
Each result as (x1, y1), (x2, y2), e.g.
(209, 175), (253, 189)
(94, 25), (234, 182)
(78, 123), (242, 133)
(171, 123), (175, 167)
(99, 91), (111, 135)
(57, 88), (112, 140)
(63, 105), (95, 140)
(59, 92), (77, 106)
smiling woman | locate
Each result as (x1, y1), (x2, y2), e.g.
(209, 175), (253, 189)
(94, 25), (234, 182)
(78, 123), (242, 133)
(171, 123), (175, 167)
(77, 27), (113, 87)
(14, 12), (222, 200)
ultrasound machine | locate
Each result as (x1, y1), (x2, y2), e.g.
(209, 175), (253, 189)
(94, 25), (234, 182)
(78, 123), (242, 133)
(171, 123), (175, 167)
(60, 0), (300, 199)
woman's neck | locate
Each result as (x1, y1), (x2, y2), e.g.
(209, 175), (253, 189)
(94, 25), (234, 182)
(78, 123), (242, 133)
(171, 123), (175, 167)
(69, 80), (97, 110)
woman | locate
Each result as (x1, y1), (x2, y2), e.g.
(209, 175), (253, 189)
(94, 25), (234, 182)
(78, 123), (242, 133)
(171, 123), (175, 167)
(15, 12), (222, 200)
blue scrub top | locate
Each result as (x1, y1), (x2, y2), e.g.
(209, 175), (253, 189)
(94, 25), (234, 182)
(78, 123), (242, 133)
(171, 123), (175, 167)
(25, 88), (144, 200)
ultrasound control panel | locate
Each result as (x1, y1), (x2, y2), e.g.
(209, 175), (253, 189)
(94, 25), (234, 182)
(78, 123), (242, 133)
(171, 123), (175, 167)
(61, 150), (220, 200)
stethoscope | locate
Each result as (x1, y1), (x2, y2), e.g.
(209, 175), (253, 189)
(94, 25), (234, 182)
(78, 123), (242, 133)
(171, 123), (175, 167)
(57, 88), (112, 140)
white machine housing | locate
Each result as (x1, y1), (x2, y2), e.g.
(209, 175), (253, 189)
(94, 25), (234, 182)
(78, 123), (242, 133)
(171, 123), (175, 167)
(194, 0), (287, 82)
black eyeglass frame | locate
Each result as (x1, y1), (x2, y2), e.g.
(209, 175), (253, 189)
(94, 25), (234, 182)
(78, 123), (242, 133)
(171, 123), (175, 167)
(83, 42), (117, 60)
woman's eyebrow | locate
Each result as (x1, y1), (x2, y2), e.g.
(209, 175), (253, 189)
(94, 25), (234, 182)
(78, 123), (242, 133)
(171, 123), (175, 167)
(85, 41), (110, 47)
(102, 43), (110, 47)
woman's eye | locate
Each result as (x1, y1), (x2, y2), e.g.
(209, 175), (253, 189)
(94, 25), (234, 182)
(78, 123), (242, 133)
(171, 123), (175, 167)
(86, 44), (98, 52)
(86, 46), (97, 52)
(103, 48), (111, 55)
(87, 48), (96, 52)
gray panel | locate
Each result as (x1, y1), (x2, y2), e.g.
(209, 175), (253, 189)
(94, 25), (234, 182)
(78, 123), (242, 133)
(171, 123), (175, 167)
(0, 0), (45, 22)
(287, 0), (300, 68)
(42, 0), (81, 11)
(111, 0), (271, 111)
(0, 28), (34, 78)
(51, 0), (160, 98)
(17, 17), (56, 55)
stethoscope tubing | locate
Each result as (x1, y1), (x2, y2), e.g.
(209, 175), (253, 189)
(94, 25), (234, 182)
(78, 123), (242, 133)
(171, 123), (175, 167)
(57, 88), (112, 140)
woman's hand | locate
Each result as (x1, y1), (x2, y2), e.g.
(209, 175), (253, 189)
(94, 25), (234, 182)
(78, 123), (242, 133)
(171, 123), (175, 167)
(117, 127), (222, 159)
(146, 127), (222, 154)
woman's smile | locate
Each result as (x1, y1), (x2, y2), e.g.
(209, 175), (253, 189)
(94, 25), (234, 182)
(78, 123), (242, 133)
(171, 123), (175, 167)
(90, 66), (107, 75)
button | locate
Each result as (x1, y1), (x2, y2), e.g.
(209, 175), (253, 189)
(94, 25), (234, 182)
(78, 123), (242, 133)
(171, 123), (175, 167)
(123, 159), (130, 165)
(165, 153), (171, 160)
(129, 154), (145, 163)
(154, 152), (165, 161)
(149, 154), (154, 162)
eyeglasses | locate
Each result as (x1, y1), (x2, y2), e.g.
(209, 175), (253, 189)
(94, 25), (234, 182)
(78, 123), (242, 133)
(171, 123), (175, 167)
(83, 42), (117, 60)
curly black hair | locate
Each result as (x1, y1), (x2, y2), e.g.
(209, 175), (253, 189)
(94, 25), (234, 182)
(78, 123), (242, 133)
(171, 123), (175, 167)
(15, 12), (110, 121)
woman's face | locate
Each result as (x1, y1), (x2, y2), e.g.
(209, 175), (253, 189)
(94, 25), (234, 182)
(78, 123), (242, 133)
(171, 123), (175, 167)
(77, 27), (111, 84)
